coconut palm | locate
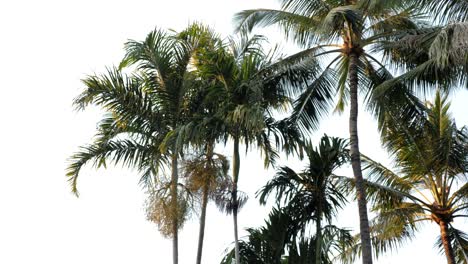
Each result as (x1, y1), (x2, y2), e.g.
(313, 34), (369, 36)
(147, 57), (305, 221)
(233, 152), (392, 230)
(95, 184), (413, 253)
(258, 135), (350, 263)
(66, 25), (212, 264)
(234, 1), (426, 262)
(345, 91), (468, 264)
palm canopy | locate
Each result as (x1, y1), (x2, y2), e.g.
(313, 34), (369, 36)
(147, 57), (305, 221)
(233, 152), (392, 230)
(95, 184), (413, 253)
(345, 92), (468, 263)
(377, 22), (468, 94)
(258, 136), (349, 228)
(234, 0), (424, 135)
(220, 207), (353, 264)
(194, 32), (313, 162)
(166, 30), (312, 169)
(257, 135), (352, 263)
(67, 26), (206, 193)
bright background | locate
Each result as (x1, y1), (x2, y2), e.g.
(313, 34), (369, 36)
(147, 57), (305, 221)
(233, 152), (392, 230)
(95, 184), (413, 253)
(0, 0), (466, 263)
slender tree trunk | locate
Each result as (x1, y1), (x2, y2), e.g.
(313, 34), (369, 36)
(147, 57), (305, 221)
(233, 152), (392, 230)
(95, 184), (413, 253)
(348, 52), (373, 264)
(315, 203), (322, 264)
(196, 184), (210, 264)
(196, 143), (214, 264)
(171, 153), (179, 264)
(439, 221), (456, 264)
(232, 136), (241, 264)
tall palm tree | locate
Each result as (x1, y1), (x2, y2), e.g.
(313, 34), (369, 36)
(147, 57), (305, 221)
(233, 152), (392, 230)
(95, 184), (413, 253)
(182, 146), (231, 264)
(67, 25), (211, 264)
(345, 91), (468, 264)
(234, 1), (425, 262)
(195, 32), (311, 264)
(258, 135), (350, 264)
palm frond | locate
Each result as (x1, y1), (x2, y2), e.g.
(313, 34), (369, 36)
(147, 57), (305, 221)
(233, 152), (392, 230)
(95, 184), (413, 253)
(371, 203), (425, 257)
(429, 23), (468, 68)
(66, 139), (159, 195)
(340, 202), (425, 263)
(279, 0), (332, 17)
(365, 5), (422, 38)
(234, 9), (323, 46)
(75, 68), (156, 130)
(120, 28), (175, 79)
(418, 0), (468, 22)
(257, 166), (301, 205)
(290, 67), (337, 132)
(434, 225), (468, 264)
(378, 23), (468, 92)
(361, 56), (425, 134)
(214, 189), (248, 215)
(450, 182), (468, 208)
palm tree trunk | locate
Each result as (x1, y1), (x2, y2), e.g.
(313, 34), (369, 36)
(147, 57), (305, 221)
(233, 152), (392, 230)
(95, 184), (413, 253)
(315, 205), (322, 264)
(196, 143), (214, 264)
(171, 153), (179, 264)
(232, 135), (241, 264)
(439, 221), (456, 264)
(196, 184), (210, 264)
(348, 52), (373, 264)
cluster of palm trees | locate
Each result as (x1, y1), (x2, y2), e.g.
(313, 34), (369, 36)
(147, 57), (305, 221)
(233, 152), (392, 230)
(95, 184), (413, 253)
(67, 0), (467, 263)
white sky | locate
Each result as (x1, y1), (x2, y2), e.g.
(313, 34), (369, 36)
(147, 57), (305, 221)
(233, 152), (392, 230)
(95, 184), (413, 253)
(0, 0), (466, 263)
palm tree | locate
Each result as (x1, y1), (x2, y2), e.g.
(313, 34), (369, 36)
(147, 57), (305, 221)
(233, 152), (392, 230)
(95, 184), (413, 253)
(234, 1), (426, 262)
(67, 25), (211, 264)
(182, 146), (231, 264)
(258, 135), (350, 263)
(347, 92), (468, 264)
(195, 32), (311, 264)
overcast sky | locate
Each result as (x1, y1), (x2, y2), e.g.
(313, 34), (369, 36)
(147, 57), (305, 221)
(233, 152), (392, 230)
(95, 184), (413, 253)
(0, 1), (466, 263)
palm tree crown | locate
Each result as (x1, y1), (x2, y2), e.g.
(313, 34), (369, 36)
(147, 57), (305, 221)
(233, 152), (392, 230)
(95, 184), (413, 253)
(258, 135), (352, 263)
(357, 91), (468, 264)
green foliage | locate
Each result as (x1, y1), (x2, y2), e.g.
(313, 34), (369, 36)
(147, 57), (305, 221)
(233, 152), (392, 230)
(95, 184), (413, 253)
(235, 0), (426, 141)
(258, 136), (350, 226)
(221, 135), (354, 263)
(435, 226), (468, 264)
(220, 207), (353, 264)
(67, 24), (218, 243)
(378, 23), (468, 93)
(349, 92), (468, 261)
(416, 0), (468, 22)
